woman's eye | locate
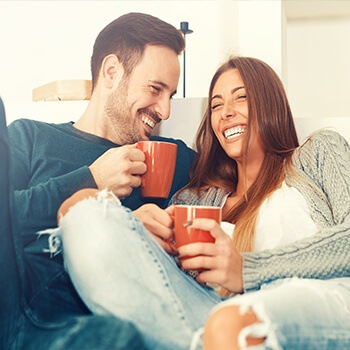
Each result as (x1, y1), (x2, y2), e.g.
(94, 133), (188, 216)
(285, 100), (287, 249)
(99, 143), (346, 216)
(237, 94), (247, 101)
(211, 103), (221, 111)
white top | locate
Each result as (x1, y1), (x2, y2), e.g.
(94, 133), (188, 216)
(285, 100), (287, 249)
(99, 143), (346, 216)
(221, 181), (318, 251)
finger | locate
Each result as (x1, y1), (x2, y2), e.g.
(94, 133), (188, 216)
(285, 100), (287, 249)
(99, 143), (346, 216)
(151, 234), (174, 254)
(178, 241), (217, 258)
(130, 161), (147, 176)
(188, 218), (227, 240)
(145, 221), (173, 241)
(129, 175), (142, 189)
(196, 269), (222, 286)
(149, 205), (173, 228)
(129, 147), (146, 162)
(180, 254), (216, 272)
(165, 205), (175, 216)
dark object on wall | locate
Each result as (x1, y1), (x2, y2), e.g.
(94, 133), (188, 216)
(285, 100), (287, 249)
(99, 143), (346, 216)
(180, 21), (193, 98)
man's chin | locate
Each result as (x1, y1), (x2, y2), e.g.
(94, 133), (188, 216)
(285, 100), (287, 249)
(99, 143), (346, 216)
(139, 128), (152, 140)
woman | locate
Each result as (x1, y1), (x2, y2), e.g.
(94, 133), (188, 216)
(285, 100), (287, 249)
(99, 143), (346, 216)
(57, 57), (350, 350)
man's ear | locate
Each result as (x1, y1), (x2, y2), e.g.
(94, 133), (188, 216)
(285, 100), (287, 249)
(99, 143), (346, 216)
(100, 54), (124, 89)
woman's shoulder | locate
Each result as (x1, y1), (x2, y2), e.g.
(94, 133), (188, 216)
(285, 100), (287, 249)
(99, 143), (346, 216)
(291, 128), (350, 187)
(296, 128), (349, 158)
(300, 129), (348, 148)
(170, 187), (228, 207)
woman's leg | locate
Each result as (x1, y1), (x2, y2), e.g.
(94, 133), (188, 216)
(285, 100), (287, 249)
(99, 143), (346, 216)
(60, 192), (221, 350)
(203, 277), (350, 350)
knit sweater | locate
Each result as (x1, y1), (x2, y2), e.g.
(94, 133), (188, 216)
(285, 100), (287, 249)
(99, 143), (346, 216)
(8, 119), (196, 247)
(171, 130), (350, 292)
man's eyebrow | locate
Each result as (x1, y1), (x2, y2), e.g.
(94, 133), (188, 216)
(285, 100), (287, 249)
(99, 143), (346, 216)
(149, 80), (177, 97)
(210, 86), (245, 102)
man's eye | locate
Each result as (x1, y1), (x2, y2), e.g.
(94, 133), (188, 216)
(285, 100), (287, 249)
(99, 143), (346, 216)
(150, 85), (161, 94)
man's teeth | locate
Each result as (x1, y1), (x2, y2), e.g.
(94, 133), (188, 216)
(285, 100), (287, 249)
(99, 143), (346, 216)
(224, 127), (245, 139)
(141, 116), (156, 129)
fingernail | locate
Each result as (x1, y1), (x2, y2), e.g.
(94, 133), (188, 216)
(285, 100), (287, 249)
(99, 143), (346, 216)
(183, 220), (193, 227)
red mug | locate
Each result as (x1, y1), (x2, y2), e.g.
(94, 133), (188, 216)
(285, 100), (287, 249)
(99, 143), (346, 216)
(136, 141), (177, 198)
(173, 205), (222, 247)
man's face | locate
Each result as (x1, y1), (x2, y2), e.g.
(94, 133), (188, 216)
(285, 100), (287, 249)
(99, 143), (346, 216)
(105, 45), (180, 145)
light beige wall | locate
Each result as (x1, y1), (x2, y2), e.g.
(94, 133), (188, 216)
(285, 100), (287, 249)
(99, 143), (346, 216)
(1, 0), (349, 129)
(0, 0), (239, 124)
(286, 10), (350, 119)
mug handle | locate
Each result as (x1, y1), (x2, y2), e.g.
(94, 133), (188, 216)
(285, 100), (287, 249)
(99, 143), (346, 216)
(164, 214), (193, 252)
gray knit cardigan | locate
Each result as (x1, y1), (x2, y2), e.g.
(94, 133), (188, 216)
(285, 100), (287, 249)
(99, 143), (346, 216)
(170, 130), (350, 292)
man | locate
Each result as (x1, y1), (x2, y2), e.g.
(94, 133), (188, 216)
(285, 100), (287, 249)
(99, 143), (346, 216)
(5, 12), (195, 347)
(1, 97), (147, 349)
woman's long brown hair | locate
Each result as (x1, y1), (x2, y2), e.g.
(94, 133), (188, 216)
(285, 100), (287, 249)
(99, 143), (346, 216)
(179, 56), (299, 257)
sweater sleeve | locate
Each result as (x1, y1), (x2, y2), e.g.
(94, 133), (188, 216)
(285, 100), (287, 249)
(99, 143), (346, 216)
(242, 130), (350, 291)
(8, 120), (97, 244)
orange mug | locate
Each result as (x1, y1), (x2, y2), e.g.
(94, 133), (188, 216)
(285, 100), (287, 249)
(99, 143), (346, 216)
(173, 205), (222, 248)
(136, 141), (177, 198)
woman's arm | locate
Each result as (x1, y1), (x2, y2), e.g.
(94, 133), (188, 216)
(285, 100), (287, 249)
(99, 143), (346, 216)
(242, 130), (350, 292)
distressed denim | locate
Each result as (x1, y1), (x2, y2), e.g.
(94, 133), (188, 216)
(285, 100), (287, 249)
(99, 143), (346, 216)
(206, 277), (350, 350)
(60, 192), (222, 350)
(60, 192), (350, 350)
(0, 98), (146, 350)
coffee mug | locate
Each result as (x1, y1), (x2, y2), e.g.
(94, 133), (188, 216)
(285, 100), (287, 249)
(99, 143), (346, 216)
(173, 205), (222, 248)
(136, 141), (177, 198)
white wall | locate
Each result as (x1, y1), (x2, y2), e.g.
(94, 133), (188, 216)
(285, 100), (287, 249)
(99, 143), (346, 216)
(286, 15), (350, 119)
(0, 0), (288, 125)
(0, 0), (241, 124)
(1, 0), (349, 134)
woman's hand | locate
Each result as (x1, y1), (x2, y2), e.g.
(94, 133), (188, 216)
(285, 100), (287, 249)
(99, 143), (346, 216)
(133, 204), (176, 254)
(177, 218), (243, 294)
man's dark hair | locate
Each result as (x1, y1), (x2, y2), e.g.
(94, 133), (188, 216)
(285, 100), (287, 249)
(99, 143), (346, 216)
(91, 12), (185, 90)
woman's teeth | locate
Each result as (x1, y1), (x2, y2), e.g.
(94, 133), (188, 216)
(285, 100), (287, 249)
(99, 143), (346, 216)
(224, 127), (245, 139)
(141, 116), (156, 129)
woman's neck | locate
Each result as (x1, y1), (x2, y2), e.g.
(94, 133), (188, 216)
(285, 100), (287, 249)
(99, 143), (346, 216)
(223, 157), (264, 217)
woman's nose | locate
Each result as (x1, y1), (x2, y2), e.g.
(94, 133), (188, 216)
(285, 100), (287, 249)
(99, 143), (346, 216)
(220, 103), (236, 120)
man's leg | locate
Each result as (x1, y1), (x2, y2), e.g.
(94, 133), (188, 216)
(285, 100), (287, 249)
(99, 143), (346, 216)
(60, 193), (222, 350)
(0, 97), (146, 349)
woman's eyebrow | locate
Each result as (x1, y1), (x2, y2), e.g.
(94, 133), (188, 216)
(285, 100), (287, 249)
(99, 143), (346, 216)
(211, 86), (245, 102)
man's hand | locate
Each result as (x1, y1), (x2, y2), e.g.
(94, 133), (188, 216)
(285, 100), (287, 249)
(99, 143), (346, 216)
(133, 204), (175, 254)
(89, 144), (147, 199)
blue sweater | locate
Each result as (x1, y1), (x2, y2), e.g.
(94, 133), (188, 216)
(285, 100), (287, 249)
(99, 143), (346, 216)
(9, 119), (196, 247)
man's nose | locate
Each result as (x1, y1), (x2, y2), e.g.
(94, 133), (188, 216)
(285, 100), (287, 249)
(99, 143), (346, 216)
(155, 97), (171, 121)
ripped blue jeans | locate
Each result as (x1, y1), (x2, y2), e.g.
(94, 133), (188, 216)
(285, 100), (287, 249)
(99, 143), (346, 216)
(209, 277), (350, 349)
(57, 191), (350, 350)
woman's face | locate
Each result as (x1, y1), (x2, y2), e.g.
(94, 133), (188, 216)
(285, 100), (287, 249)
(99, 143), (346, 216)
(210, 68), (264, 164)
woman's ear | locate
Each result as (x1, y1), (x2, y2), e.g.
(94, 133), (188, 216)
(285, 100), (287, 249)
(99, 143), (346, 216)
(100, 54), (124, 89)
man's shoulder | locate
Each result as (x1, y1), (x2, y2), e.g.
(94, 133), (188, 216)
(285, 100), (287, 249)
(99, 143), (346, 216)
(8, 118), (71, 134)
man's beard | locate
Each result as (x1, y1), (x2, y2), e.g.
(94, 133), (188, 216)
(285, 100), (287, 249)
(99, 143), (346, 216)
(105, 78), (142, 145)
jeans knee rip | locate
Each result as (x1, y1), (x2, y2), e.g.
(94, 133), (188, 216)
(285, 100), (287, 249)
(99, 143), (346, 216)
(238, 302), (280, 350)
(37, 189), (121, 256)
(189, 302), (281, 350)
